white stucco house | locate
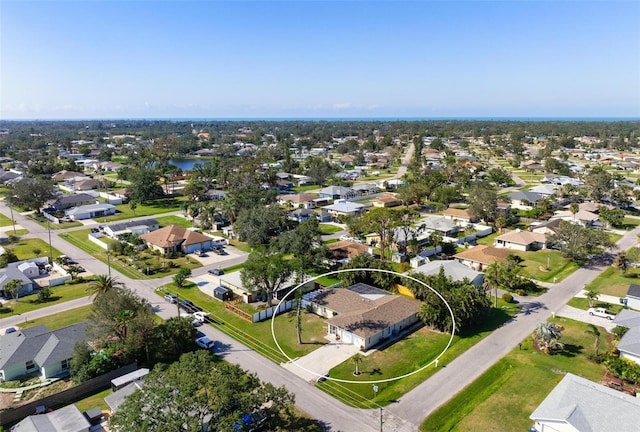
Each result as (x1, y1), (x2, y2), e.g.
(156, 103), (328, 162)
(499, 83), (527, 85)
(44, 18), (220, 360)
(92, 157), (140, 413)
(65, 203), (116, 221)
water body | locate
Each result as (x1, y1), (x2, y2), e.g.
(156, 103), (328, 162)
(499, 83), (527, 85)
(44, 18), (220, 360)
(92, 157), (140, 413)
(168, 159), (201, 171)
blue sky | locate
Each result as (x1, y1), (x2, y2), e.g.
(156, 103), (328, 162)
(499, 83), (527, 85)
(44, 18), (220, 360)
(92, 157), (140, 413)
(1, 1), (639, 119)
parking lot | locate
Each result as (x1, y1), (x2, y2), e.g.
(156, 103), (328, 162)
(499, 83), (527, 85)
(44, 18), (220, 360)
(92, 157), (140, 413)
(187, 244), (247, 267)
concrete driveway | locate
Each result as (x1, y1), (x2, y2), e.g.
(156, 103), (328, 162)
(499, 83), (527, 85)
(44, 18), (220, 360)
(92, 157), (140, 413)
(188, 244), (247, 267)
(556, 305), (617, 332)
(282, 338), (361, 383)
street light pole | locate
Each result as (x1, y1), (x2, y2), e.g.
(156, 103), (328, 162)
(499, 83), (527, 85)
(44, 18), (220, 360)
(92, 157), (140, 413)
(47, 219), (53, 264)
(8, 203), (15, 235)
(106, 251), (111, 278)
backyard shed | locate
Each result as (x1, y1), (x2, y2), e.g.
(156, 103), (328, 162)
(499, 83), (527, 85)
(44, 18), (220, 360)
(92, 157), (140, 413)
(214, 286), (234, 301)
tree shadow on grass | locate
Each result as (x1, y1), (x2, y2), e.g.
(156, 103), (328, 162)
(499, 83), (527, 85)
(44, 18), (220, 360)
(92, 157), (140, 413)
(558, 343), (583, 358)
(30, 296), (61, 304)
(0, 306), (13, 314)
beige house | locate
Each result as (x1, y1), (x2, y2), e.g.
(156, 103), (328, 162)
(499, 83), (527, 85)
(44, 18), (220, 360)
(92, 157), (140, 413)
(277, 193), (318, 209)
(453, 245), (512, 271)
(442, 207), (477, 224)
(304, 283), (421, 350)
(372, 193), (400, 208)
(139, 224), (212, 255)
(494, 230), (547, 251)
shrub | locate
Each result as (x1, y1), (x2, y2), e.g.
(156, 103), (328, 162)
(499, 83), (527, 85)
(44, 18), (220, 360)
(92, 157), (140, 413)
(515, 289), (526, 296)
(501, 293), (513, 303)
(37, 287), (52, 302)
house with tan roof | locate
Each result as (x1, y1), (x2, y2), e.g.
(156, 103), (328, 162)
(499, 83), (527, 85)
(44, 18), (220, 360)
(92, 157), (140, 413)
(442, 207), (477, 224)
(494, 229), (547, 251)
(303, 283), (422, 350)
(139, 224), (213, 255)
(327, 240), (377, 262)
(277, 193), (318, 209)
(453, 245), (513, 271)
(550, 209), (599, 227)
(51, 170), (85, 181)
(372, 193), (400, 208)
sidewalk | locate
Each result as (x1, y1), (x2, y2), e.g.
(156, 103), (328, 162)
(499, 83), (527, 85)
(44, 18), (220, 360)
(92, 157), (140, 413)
(575, 290), (623, 306)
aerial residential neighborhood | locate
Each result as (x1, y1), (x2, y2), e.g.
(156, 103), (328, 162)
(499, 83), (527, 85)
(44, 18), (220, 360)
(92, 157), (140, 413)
(0, 118), (639, 432)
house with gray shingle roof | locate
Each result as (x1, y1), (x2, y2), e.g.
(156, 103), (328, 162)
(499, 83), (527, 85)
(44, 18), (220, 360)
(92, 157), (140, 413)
(625, 284), (640, 312)
(507, 190), (544, 210)
(612, 309), (640, 366)
(0, 322), (88, 382)
(103, 218), (160, 239)
(47, 193), (96, 211)
(411, 260), (484, 287)
(64, 203), (116, 221)
(10, 403), (91, 432)
(530, 373), (640, 432)
(418, 216), (459, 237)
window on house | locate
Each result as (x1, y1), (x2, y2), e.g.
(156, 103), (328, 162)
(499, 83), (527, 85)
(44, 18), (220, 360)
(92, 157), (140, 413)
(61, 359), (70, 369)
(25, 360), (35, 370)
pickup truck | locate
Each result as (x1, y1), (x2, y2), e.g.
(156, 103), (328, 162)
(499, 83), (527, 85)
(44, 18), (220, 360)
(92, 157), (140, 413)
(588, 307), (616, 320)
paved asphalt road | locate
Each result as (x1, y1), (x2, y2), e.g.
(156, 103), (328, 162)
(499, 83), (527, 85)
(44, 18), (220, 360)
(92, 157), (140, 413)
(2, 196), (638, 431)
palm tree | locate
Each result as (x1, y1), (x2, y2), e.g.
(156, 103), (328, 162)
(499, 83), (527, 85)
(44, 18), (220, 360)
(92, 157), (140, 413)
(584, 324), (601, 356)
(532, 322), (564, 355)
(352, 353), (363, 376)
(483, 262), (502, 308)
(615, 252), (630, 274)
(87, 274), (124, 299)
(569, 202), (579, 222)
(585, 287), (600, 308)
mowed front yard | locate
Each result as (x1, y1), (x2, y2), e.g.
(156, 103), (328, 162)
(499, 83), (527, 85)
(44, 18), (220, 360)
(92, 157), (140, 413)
(0, 279), (94, 317)
(317, 301), (520, 408)
(59, 229), (201, 280)
(8, 237), (62, 261)
(515, 250), (580, 283)
(158, 282), (329, 362)
(97, 197), (186, 222)
(421, 317), (610, 432)
(585, 266), (638, 298)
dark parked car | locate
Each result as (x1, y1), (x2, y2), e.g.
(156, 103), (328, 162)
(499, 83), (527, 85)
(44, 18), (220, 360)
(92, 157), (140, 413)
(178, 299), (197, 312)
(208, 268), (224, 276)
(164, 294), (178, 303)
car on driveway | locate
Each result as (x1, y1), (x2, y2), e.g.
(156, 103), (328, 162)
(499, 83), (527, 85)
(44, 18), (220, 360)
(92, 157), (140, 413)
(164, 294), (178, 303)
(180, 313), (203, 327)
(588, 307), (616, 320)
(195, 336), (215, 349)
(208, 268), (224, 276)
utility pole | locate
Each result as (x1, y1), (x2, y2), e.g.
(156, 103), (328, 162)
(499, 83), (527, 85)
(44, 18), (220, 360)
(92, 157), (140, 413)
(47, 219), (53, 264)
(106, 251), (112, 278)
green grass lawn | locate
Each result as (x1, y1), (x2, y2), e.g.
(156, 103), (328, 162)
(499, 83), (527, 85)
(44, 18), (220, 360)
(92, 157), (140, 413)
(317, 302), (520, 408)
(292, 185), (321, 193)
(515, 250), (580, 283)
(59, 229), (201, 280)
(156, 215), (192, 228)
(585, 266), (638, 297)
(97, 198), (186, 222)
(20, 304), (93, 330)
(221, 263), (244, 273)
(319, 224), (343, 235)
(70, 387), (112, 412)
(228, 239), (252, 253)
(158, 282), (327, 362)
(620, 216), (640, 231)
(7, 237), (62, 261)
(0, 279), (94, 317)
(566, 296), (624, 313)
(28, 213), (83, 230)
(421, 317), (611, 432)
(475, 232), (500, 246)
(0, 212), (14, 227)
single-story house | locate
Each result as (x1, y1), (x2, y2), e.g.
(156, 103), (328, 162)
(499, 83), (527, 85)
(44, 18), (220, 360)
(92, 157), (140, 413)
(442, 207), (477, 224)
(507, 190), (544, 210)
(277, 193), (318, 209)
(0, 322), (88, 382)
(139, 224), (213, 255)
(372, 193), (400, 208)
(51, 170), (85, 181)
(326, 240), (377, 262)
(71, 178), (99, 191)
(287, 208), (315, 223)
(323, 200), (365, 217)
(529, 373), (640, 432)
(0, 259), (44, 298)
(103, 218), (160, 239)
(47, 193), (96, 211)
(494, 229), (547, 251)
(304, 284), (421, 350)
(550, 209), (599, 227)
(105, 380), (146, 414)
(453, 245), (513, 271)
(418, 216), (459, 237)
(10, 403), (91, 432)
(216, 270), (314, 301)
(626, 284), (640, 311)
(530, 219), (563, 235)
(379, 179), (405, 189)
(528, 184), (557, 197)
(411, 260), (484, 287)
(613, 309), (640, 366)
(64, 203), (116, 220)
(318, 186), (357, 200)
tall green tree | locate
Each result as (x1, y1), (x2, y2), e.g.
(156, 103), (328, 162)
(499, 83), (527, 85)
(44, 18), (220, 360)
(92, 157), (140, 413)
(87, 274), (124, 299)
(241, 251), (293, 307)
(547, 220), (615, 261)
(6, 178), (57, 212)
(466, 183), (498, 222)
(110, 350), (296, 432)
(358, 207), (401, 261)
(125, 168), (165, 203)
(337, 254), (395, 290)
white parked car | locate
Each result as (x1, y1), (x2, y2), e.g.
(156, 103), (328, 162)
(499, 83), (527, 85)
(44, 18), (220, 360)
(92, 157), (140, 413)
(195, 336), (215, 349)
(588, 307), (616, 320)
(180, 313), (203, 327)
